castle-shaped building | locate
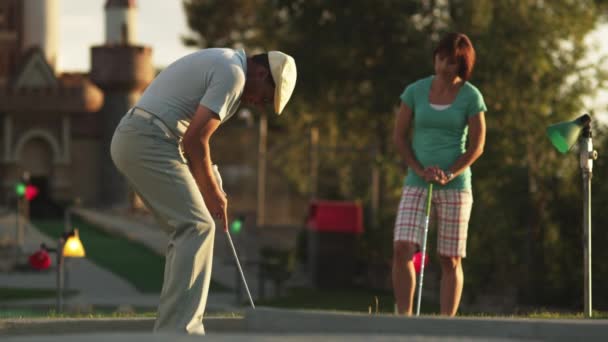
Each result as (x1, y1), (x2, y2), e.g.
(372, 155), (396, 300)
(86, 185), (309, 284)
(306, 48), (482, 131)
(0, 0), (308, 226)
(0, 0), (153, 214)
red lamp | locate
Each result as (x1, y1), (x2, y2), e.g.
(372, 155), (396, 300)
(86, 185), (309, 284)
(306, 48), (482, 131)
(28, 248), (51, 270)
(24, 185), (39, 201)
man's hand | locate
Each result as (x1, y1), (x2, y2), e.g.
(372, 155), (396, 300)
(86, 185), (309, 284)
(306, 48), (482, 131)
(204, 188), (228, 232)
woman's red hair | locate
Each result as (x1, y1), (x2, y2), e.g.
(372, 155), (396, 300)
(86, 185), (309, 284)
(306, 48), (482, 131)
(433, 32), (476, 81)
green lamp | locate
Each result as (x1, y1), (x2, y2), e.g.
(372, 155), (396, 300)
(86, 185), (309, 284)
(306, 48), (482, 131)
(546, 114), (591, 153)
(546, 113), (597, 318)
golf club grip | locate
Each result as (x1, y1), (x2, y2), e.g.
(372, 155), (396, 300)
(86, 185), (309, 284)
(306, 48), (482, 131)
(425, 183), (433, 215)
(211, 165), (228, 231)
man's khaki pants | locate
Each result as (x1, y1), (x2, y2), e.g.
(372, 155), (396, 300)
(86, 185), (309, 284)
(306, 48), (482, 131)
(111, 111), (214, 335)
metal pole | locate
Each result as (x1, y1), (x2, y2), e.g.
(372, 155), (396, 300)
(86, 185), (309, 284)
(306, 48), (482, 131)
(64, 206), (72, 232)
(14, 196), (20, 262)
(23, 196), (29, 236)
(56, 240), (65, 313)
(579, 126), (596, 318)
(583, 171), (592, 318)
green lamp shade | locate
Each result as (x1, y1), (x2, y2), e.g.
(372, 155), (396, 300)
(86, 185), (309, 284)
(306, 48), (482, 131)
(546, 114), (591, 154)
(15, 183), (26, 196)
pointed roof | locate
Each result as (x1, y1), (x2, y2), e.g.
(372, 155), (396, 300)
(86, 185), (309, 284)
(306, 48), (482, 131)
(105, 0), (137, 9)
(13, 48), (58, 89)
(0, 48), (104, 113)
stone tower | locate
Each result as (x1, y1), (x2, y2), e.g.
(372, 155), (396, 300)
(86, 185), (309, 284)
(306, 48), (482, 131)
(22, 0), (59, 69)
(90, 0), (153, 206)
(0, 0), (58, 84)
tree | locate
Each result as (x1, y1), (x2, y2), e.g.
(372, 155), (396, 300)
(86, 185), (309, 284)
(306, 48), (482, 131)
(448, 0), (608, 307)
(182, 0), (608, 309)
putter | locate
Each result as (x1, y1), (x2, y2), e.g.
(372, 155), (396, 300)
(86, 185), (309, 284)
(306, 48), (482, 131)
(415, 183), (433, 316)
(225, 229), (256, 309)
(212, 165), (256, 309)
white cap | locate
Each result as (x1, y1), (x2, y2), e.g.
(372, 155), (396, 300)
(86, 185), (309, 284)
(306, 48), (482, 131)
(268, 51), (297, 115)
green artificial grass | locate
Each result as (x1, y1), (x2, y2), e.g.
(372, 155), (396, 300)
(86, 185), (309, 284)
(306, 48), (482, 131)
(255, 287), (608, 319)
(32, 218), (228, 293)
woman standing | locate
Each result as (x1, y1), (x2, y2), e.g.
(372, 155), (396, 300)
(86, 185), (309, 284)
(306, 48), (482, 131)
(392, 32), (486, 316)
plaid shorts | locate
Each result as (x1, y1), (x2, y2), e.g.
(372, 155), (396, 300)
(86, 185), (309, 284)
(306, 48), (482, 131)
(394, 186), (473, 257)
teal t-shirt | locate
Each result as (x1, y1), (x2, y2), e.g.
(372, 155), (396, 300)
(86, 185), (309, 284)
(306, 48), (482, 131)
(400, 76), (487, 190)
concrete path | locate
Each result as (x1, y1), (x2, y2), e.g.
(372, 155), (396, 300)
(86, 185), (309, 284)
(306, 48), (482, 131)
(1, 333), (515, 342)
(2, 307), (608, 341)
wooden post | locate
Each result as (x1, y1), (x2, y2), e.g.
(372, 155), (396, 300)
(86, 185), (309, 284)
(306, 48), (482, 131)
(370, 146), (380, 229)
(256, 113), (268, 227)
(309, 127), (319, 200)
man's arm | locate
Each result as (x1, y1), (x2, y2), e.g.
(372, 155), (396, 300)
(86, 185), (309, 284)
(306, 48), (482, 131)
(181, 104), (228, 231)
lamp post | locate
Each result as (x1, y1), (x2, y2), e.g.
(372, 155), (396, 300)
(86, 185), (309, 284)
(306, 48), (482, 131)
(14, 172), (38, 263)
(64, 197), (81, 233)
(546, 113), (598, 318)
(40, 229), (86, 313)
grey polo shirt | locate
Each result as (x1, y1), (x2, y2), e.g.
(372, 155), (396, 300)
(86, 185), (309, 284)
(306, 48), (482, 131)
(136, 48), (247, 138)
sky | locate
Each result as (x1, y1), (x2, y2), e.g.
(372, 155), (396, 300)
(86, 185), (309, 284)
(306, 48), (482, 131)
(57, 0), (198, 72)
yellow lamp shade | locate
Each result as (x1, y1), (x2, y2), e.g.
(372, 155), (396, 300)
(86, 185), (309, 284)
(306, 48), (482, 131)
(63, 229), (85, 258)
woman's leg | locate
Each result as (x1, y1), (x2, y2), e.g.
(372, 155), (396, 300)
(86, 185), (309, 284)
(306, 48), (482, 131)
(392, 241), (417, 315)
(439, 255), (463, 316)
(435, 189), (473, 317)
(392, 186), (428, 315)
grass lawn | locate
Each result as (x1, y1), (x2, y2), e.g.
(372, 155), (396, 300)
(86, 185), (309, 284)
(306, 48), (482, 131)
(32, 218), (228, 294)
(255, 287), (608, 319)
(0, 309), (241, 319)
(0, 308), (157, 319)
(0, 287), (78, 302)
(255, 287), (421, 314)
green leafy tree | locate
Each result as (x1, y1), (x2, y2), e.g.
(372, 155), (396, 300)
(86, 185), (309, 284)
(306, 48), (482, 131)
(182, 0), (437, 218)
(182, 0), (608, 309)
(448, 0), (608, 307)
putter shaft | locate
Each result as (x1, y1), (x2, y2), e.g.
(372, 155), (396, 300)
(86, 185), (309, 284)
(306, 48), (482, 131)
(225, 230), (255, 309)
(415, 183), (433, 316)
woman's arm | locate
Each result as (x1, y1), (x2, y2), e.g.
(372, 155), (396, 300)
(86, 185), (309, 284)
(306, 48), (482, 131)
(393, 103), (426, 178)
(437, 112), (486, 185)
